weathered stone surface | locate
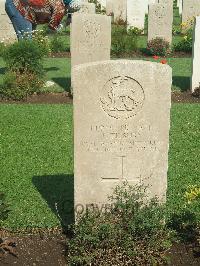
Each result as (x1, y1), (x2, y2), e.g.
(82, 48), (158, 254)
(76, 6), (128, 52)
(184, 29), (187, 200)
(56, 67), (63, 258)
(106, 0), (126, 23)
(127, 0), (145, 30)
(182, 0), (200, 24)
(106, 0), (113, 15)
(0, 0), (16, 42)
(157, 0), (173, 6)
(70, 14), (111, 67)
(191, 17), (200, 92)
(77, 2), (95, 14)
(113, 0), (127, 23)
(179, 0), (183, 15)
(148, 3), (173, 43)
(99, 0), (106, 10)
(73, 60), (172, 212)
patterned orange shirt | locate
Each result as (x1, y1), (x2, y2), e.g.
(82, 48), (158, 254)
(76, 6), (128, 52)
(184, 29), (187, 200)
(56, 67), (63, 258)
(13, 0), (66, 30)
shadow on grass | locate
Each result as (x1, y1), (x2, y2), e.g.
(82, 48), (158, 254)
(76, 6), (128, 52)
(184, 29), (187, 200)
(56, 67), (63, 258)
(32, 174), (74, 230)
(44, 67), (60, 71)
(52, 77), (71, 92)
(0, 67), (6, 75)
(168, 209), (198, 244)
(173, 76), (190, 92)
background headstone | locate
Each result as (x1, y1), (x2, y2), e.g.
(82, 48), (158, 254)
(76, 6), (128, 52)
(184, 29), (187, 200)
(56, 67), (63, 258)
(70, 14), (111, 67)
(106, 0), (126, 23)
(113, 0), (127, 23)
(179, 0), (183, 15)
(148, 3), (173, 44)
(182, 0), (200, 24)
(0, 0), (16, 42)
(77, 2), (96, 14)
(99, 0), (106, 10)
(73, 60), (172, 212)
(106, 0), (113, 16)
(127, 0), (146, 30)
(191, 16), (200, 92)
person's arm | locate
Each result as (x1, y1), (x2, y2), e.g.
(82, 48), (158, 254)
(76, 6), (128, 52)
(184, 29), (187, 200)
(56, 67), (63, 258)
(48, 0), (65, 30)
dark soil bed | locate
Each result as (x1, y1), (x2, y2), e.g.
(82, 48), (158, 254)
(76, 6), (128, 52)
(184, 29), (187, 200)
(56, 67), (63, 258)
(0, 91), (199, 104)
(0, 232), (200, 266)
(48, 51), (192, 59)
(0, 233), (67, 266)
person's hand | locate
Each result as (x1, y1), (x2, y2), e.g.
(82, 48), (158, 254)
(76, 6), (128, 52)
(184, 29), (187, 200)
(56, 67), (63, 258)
(56, 23), (64, 32)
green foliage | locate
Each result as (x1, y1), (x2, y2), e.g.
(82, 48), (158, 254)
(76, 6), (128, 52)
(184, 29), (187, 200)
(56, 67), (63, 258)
(173, 29), (193, 53)
(0, 71), (43, 100)
(2, 39), (46, 76)
(172, 24), (182, 35)
(0, 192), (10, 226)
(146, 37), (171, 56)
(111, 25), (142, 56)
(50, 34), (69, 53)
(1, 39), (46, 100)
(31, 30), (51, 56)
(0, 42), (7, 57)
(0, 104), (73, 229)
(67, 183), (174, 265)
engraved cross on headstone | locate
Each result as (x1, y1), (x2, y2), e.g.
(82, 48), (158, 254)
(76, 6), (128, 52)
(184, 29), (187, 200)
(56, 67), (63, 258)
(101, 155), (142, 183)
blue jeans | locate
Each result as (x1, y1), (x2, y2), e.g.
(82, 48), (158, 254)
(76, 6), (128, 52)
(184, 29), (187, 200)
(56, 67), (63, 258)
(5, 0), (36, 39)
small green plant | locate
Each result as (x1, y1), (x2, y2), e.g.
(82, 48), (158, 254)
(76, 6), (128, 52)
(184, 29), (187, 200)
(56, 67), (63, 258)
(0, 41), (7, 56)
(146, 37), (170, 56)
(3, 39), (46, 76)
(0, 71), (43, 100)
(111, 25), (141, 56)
(1, 40), (45, 100)
(172, 24), (182, 35)
(185, 185), (200, 204)
(31, 29), (51, 56)
(0, 192), (10, 226)
(50, 34), (68, 53)
(67, 182), (174, 265)
(174, 28), (193, 53)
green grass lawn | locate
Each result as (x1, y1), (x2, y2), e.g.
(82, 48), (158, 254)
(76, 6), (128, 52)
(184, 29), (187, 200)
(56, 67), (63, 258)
(0, 104), (199, 230)
(0, 104), (73, 229)
(0, 56), (192, 92)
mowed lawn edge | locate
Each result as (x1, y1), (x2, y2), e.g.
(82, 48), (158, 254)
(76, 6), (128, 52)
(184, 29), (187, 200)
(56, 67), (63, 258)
(0, 103), (199, 230)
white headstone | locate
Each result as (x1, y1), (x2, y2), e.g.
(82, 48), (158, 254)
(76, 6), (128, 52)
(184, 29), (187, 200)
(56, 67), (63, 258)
(148, 3), (173, 44)
(179, 0), (183, 15)
(113, 0), (127, 23)
(191, 16), (200, 92)
(70, 13), (111, 67)
(127, 0), (146, 30)
(73, 60), (172, 213)
(106, 0), (127, 23)
(182, 0), (200, 24)
(77, 2), (96, 13)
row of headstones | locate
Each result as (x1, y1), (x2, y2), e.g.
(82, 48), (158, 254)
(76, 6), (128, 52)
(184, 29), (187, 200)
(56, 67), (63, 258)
(77, 0), (200, 48)
(1, 0), (200, 42)
(104, 0), (200, 25)
(71, 2), (199, 92)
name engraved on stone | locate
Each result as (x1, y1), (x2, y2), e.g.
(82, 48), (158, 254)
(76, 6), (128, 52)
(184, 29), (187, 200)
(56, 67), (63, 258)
(100, 76), (145, 119)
